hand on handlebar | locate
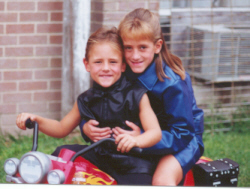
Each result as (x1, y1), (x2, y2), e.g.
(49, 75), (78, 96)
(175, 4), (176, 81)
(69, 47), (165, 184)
(114, 134), (140, 153)
(83, 120), (112, 142)
(16, 113), (37, 130)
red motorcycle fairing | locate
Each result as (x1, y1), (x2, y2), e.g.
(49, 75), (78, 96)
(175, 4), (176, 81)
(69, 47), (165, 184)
(53, 148), (117, 185)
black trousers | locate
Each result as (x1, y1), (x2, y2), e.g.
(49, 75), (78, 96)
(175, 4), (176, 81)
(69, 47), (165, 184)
(51, 144), (153, 185)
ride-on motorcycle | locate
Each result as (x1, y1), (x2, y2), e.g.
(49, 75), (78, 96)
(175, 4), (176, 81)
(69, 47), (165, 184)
(4, 119), (239, 186)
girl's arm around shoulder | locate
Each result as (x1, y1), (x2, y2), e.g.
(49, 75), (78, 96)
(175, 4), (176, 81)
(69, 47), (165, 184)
(16, 102), (81, 138)
(136, 93), (162, 148)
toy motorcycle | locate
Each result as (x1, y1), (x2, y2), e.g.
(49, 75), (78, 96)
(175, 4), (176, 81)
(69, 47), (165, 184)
(4, 119), (239, 186)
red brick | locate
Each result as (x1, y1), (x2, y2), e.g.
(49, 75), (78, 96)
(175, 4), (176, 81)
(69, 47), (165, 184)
(37, 24), (62, 33)
(20, 13), (48, 22)
(3, 93), (32, 103)
(50, 35), (62, 44)
(51, 58), (62, 67)
(103, 12), (124, 21)
(20, 35), (47, 44)
(0, 59), (18, 69)
(6, 24), (34, 34)
(0, 82), (17, 92)
(19, 103), (47, 113)
(38, 2), (63, 11)
(20, 58), (49, 68)
(0, 36), (17, 45)
(34, 91), (61, 102)
(91, 1), (103, 11)
(7, 2), (35, 11)
(1, 115), (17, 126)
(0, 13), (17, 22)
(91, 12), (103, 22)
(36, 46), (62, 56)
(5, 47), (33, 56)
(0, 48), (3, 56)
(0, 25), (3, 33)
(35, 69), (61, 79)
(19, 81), (47, 91)
(149, 2), (159, 10)
(103, 2), (117, 11)
(119, 2), (145, 11)
(50, 80), (61, 89)
(49, 102), (61, 111)
(51, 12), (63, 21)
(0, 104), (16, 114)
(4, 71), (32, 80)
(0, 2), (5, 11)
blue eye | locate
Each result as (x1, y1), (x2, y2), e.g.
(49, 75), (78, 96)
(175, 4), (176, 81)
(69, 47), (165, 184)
(124, 46), (132, 50)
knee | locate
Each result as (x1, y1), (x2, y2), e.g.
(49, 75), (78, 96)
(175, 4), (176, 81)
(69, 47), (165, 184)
(152, 176), (178, 186)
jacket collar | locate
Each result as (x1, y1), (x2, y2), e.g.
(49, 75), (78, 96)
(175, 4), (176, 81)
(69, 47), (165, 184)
(93, 74), (127, 94)
(137, 62), (158, 91)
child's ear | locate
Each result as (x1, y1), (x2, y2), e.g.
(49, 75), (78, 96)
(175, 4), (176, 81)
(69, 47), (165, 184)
(154, 39), (163, 54)
(121, 62), (126, 72)
(83, 58), (90, 72)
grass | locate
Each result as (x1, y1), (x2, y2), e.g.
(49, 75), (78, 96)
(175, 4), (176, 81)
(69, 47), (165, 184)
(202, 128), (250, 187)
(0, 129), (249, 186)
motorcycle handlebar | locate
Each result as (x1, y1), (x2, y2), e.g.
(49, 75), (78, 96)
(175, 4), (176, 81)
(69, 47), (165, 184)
(25, 118), (38, 151)
(70, 138), (143, 162)
(24, 119), (143, 160)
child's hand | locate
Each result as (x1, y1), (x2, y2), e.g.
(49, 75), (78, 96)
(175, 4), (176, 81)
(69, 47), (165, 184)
(16, 113), (37, 130)
(114, 133), (139, 153)
(83, 120), (112, 142)
(112, 120), (141, 138)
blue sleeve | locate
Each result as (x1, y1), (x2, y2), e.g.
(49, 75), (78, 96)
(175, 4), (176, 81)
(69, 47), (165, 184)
(142, 79), (196, 155)
(79, 119), (92, 143)
(185, 73), (204, 134)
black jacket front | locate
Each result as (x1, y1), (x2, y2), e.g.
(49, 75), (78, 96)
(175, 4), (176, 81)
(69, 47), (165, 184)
(77, 74), (147, 130)
(76, 75), (156, 175)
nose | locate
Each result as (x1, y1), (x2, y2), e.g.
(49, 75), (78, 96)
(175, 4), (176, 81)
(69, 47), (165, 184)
(102, 62), (110, 71)
(131, 49), (140, 60)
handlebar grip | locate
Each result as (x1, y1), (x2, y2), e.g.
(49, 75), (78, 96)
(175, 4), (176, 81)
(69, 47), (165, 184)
(130, 146), (143, 154)
(25, 118), (35, 129)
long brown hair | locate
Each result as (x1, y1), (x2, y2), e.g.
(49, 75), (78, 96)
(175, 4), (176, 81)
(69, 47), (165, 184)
(118, 8), (185, 81)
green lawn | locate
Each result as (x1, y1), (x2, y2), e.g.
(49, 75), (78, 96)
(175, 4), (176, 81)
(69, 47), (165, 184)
(0, 129), (249, 186)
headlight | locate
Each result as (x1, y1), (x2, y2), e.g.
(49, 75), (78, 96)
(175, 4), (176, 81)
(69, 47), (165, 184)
(18, 151), (52, 184)
(47, 169), (65, 184)
(4, 158), (19, 175)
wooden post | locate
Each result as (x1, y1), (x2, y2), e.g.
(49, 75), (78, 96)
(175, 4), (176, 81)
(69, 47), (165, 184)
(62, 0), (91, 117)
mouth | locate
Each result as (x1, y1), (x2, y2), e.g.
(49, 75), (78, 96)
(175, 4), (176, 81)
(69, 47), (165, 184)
(99, 75), (113, 78)
(130, 61), (143, 66)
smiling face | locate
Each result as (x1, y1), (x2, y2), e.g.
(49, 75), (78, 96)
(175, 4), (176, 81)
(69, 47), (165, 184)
(84, 42), (126, 88)
(123, 38), (162, 74)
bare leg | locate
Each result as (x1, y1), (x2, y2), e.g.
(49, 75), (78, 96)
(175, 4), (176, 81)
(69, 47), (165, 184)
(152, 154), (183, 186)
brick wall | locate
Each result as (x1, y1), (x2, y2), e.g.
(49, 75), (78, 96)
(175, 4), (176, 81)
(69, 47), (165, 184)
(0, 0), (159, 135)
(90, 0), (159, 32)
(0, 0), (63, 135)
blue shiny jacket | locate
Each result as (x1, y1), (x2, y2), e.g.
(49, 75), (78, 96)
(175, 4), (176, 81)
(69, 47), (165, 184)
(125, 62), (204, 155)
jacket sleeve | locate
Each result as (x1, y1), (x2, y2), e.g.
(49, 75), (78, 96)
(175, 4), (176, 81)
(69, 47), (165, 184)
(79, 119), (92, 143)
(185, 73), (204, 135)
(142, 79), (196, 155)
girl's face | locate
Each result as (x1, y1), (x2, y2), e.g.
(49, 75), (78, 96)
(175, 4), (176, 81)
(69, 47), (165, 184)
(123, 38), (162, 73)
(84, 43), (126, 88)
